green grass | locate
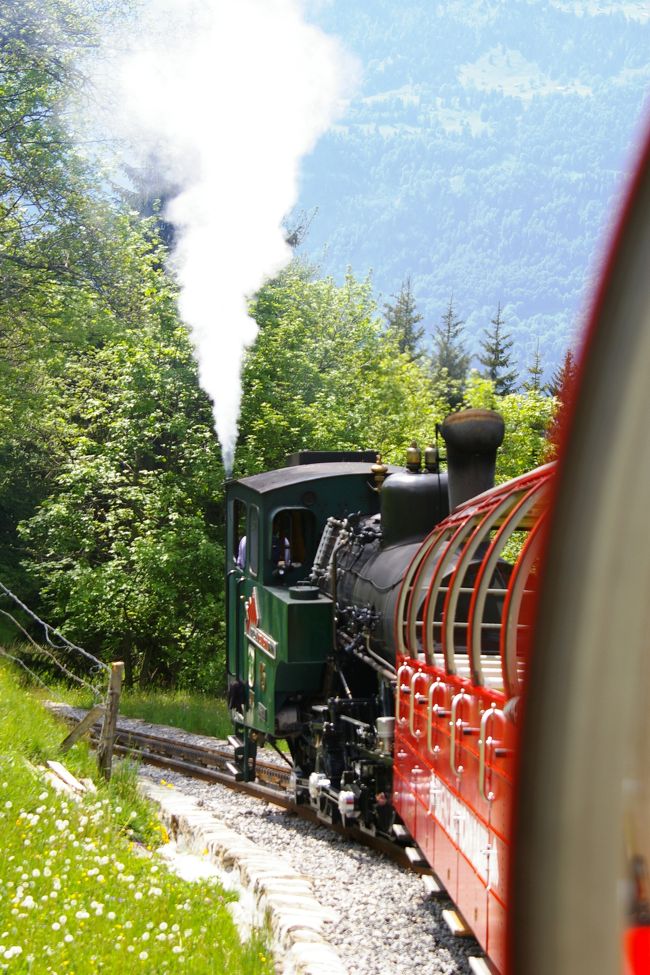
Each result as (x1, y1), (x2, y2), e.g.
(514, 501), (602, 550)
(0, 663), (274, 974)
(32, 678), (233, 741)
(117, 690), (233, 740)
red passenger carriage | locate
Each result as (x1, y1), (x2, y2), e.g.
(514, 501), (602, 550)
(393, 464), (551, 972)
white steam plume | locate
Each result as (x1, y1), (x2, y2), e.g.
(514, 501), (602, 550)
(101, 0), (354, 475)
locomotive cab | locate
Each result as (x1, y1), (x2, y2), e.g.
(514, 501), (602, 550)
(225, 457), (387, 762)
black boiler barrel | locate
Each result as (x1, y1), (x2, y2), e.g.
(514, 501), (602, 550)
(380, 469), (449, 548)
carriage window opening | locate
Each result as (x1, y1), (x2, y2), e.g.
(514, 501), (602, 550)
(249, 506), (259, 576)
(398, 523), (448, 656)
(499, 529), (527, 566)
(478, 560), (514, 655)
(471, 481), (550, 691)
(428, 518), (481, 662)
(233, 500), (247, 568)
(411, 527), (455, 656)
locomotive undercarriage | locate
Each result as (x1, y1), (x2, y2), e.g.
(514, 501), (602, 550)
(287, 684), (396, 836)
(230, 646), (398, 837)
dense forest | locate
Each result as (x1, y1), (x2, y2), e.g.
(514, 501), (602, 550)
(1, 0), (561, 691)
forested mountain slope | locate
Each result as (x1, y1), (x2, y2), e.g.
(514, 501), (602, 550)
(296, 0), (650, 375)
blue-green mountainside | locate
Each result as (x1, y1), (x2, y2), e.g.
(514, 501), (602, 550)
(296, 0), (649, 376)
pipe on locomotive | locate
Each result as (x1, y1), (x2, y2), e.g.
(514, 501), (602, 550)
(440, 408), (505, 511)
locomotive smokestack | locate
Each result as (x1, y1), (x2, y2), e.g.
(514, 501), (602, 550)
(441, 409), (505, 511)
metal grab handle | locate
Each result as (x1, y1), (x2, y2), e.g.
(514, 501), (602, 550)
(396, 664), (413, 725)
(427, 678), (447, 755)
(409, 670), (426, 737)
(450, 691), (468, 776)
(478, 705), (505, 801)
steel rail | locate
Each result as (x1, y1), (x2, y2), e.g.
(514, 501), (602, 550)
(55, 707), (426, 872)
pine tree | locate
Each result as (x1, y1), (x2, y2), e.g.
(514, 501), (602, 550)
(522, 338), (545, 393)
(383, 276), (425, 360)
(549, 348), (577, 399)
(546, 347), (579, 457)
(430, 296), (469, 409)
(478, 303), (518, 395)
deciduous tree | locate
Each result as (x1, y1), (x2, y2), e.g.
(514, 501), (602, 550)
(238, 267), (444, 475)
(19, 327), (226, 688)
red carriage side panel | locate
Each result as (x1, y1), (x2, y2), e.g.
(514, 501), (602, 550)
(393, 466), (551, 971)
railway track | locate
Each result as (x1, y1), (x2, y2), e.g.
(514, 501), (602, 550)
(53, 706), (430, 873)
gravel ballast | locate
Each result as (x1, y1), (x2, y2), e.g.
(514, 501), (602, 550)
(141, 763), (481, 975)
(49, 707), (483, 974)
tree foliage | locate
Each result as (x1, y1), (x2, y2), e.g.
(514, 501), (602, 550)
(522, 338), (546, 393)
(0, 0), (561, 695)
(549, 347), (577, 399)
(547, 346), (579, 455)
(19, 328), (225, 688)
(430, 296), (470, 409)
(0, 0), (227, 689)
(463, 373), (557, 480)
(478, 303), (518, 396)
(238, 268), (445, 474)
(383, 275), (425, 361)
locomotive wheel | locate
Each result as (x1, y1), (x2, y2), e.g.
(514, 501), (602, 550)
(511, 133), (650, 974)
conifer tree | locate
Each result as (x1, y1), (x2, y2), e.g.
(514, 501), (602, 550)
(547, 347), (579, 457)
(430, 296), (469, 409)
(383, 276), (425, 360)
(478, 303), (518, 395)
(522, 338), (545, 393)
(549, 348), (577, 399)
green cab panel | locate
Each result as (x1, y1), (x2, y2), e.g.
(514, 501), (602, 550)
(241, 584), (334, 735)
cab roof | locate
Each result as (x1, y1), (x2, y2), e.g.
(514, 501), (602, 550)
(228, 462), (400, 496)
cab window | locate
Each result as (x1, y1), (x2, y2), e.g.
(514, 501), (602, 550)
(233, 500), (247, 568)
(269, 509), (316, 575)
(249, 505), (259, 576)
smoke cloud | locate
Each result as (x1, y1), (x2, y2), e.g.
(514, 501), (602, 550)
(96, 0), (354, 475)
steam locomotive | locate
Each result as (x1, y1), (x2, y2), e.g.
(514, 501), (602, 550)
(225, 124), (650, 974)
(225, 407), (547, 970)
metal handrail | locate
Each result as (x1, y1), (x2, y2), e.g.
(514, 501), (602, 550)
(396, 663), (413, 726)
(450, 690), (468, 776)
(478, 704), (505, 801)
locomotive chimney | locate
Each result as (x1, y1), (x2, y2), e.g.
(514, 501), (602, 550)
(440, 409), (505, 511)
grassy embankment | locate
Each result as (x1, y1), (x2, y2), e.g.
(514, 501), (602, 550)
(0, 663), (273, 974)
(43, 684), (291, 754)
(43, 684), (233, 740)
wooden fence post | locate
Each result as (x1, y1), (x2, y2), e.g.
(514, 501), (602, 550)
(97, 661), (124, 781)
(60, 704), (106, 753)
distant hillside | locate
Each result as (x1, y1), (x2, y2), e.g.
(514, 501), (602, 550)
(295, 0), (650, 378)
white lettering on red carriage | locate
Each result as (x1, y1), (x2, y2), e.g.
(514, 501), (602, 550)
(245, 588), (278, 659)
(428, 773), (498, 887)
